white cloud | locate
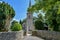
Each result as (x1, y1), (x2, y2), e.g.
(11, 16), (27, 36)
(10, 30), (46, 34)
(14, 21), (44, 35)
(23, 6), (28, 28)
(12, 18), (19, 22)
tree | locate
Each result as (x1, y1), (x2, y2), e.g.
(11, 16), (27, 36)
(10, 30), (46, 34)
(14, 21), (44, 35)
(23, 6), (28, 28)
(38, 13), (45, 22)
(33, 13), (45, 30)
(12, 20), (18, 25)
(11, 20), (22, 31)
(19, 20), (23, 25)
(35, 20), (44, 30)
(21, 18), (26, 24)
(0, 2), (15, 31)
(28, 0), (60, 31)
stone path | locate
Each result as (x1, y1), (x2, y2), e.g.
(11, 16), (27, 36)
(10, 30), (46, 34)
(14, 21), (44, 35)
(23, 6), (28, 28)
(23, 36), (44, 40)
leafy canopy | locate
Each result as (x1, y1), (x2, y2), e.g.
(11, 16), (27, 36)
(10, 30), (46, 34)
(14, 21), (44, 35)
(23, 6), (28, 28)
(29, 0), (60, 31)
(0, 2), (15, 31)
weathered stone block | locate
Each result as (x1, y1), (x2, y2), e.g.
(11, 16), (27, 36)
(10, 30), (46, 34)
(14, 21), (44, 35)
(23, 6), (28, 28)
(0, 30), (23, 40)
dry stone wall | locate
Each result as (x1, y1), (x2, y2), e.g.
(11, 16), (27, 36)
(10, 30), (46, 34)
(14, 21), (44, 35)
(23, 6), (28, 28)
(32, 30), (60, 40)
(0, 30), (23, 40)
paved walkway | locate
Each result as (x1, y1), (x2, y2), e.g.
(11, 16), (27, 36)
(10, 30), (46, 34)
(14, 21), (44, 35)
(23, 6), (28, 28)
(23, 36), (44, 40)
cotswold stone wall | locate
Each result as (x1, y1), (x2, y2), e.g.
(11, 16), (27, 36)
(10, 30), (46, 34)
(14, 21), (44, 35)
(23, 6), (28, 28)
(0, 30), (23, 40)
(32, 30), (60, 40)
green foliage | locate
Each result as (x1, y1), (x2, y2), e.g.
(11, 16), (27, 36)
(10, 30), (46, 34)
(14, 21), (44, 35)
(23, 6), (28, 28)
(0, 1), (15, 31)
(11, 21), (22, 31)
(33, 13), (45, 30)
(19, 20), (23, 25)
(21, 18), (26, 24)
(29, 0), (60, 31)
(35, 20), (44, 30)
(12, 20), (18, 24)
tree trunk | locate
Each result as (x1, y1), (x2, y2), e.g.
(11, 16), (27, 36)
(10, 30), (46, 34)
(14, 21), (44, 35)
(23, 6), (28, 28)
(4, 16), (12, 31)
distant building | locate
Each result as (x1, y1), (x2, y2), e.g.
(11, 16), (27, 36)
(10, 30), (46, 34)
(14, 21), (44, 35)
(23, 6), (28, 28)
(22, 0), (35, 34)
(22, 22), (27, 31)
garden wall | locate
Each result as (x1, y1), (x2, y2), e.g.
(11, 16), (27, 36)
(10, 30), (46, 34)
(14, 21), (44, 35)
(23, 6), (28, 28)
(0, 30), (23, 40)
(32, 30), (60, 40)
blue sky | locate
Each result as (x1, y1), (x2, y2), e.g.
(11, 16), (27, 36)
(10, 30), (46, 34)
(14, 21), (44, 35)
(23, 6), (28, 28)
(2, 0), (35, 21)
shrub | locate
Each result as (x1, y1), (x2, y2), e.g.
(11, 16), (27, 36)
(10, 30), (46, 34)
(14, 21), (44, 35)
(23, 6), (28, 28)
(11, 22), (22, 31)
(35, 20), (44, 30)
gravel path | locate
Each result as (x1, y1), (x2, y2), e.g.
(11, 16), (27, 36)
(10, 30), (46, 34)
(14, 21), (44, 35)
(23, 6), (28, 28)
(23, 36), (44, 40)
